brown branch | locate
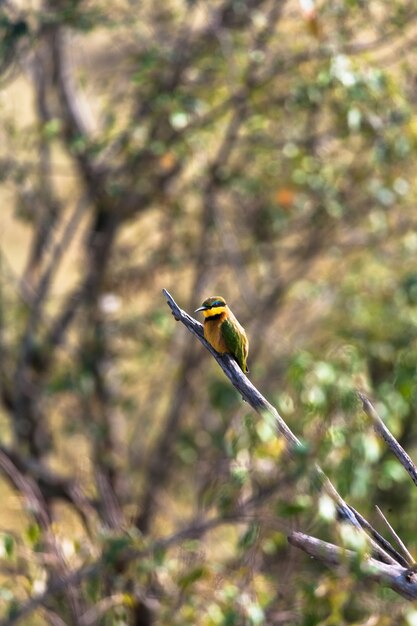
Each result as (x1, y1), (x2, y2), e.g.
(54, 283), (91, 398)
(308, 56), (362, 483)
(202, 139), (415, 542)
(359, 392), (417, 488)
(48, 25), (106, 204)
(23, 32), (66, 295)
(288, 531), (417, 601)
(162, 289), (301, 449)
(78, 216), (125, 530)
(346, 504), (410, 568)
(375, 505), (414, 566)
(10, 198), (88, 456)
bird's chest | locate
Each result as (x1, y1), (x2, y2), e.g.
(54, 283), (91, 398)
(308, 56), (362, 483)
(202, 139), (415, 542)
(204, 317), (228, 353)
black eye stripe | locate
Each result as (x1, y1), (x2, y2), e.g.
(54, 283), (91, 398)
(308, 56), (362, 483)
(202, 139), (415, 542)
(212, 300), (225, 307)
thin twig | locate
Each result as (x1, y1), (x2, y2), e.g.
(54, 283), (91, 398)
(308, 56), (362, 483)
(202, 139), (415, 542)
(359, 392), (417, 488)
(375, 505), (414, 567)
(347, 504), (410, 568)
(314, 466), (398, 566)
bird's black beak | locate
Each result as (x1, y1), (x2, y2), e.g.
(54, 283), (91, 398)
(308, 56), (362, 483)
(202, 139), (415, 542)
(195, 305), (207, 313)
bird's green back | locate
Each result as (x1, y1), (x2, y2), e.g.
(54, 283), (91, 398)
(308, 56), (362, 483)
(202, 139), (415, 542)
(221, 317), (249, 373)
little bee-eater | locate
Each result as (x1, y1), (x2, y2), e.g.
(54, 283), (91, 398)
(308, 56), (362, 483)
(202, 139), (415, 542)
(195, 296), (249, 373)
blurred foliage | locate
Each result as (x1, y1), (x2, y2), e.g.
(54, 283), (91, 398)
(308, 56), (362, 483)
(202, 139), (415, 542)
(1, 0), (417, 624)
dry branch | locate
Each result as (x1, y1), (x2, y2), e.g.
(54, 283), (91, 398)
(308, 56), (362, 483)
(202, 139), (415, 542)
(163, 288), (301, 449)
(359, 392), (417, 488)
(375, 505), (414, 566)
(288, 531), (417, 600)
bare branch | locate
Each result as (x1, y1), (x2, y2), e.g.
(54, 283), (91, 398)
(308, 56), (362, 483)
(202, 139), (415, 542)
(359, 392), (417, 488)
(314, 467), (398, 566)
(376, 505), (415, 566)
(288, 531), (417, 601)
(162, 288), (301, 450)
(346, 504), (410, 568)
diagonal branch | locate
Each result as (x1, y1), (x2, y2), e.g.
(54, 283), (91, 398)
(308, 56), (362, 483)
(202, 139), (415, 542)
(375, 505), (414, 566)
(163, 288), (301, 450)
(359, 392), (417, 488)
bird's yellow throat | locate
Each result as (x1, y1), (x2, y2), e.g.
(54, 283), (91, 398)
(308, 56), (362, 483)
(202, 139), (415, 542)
(202, 306), (226, 318)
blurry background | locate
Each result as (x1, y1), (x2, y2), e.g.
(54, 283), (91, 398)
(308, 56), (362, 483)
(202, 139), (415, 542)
(1, 0), (417, 624)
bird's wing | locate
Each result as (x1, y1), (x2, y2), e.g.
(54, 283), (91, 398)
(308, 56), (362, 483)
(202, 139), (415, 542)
(221, 317), (248, 371)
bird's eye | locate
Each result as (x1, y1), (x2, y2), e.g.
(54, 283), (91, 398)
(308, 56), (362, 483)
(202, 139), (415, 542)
(212, 300), (224, 307)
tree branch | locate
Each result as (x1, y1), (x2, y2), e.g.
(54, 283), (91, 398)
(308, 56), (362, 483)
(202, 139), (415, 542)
(163, 288), (301, 450)
(359, 392), (417, 488)
(288, 531), (417, 601)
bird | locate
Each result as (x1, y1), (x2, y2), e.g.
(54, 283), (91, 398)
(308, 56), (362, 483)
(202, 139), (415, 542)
(195, 296), (249, 373)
